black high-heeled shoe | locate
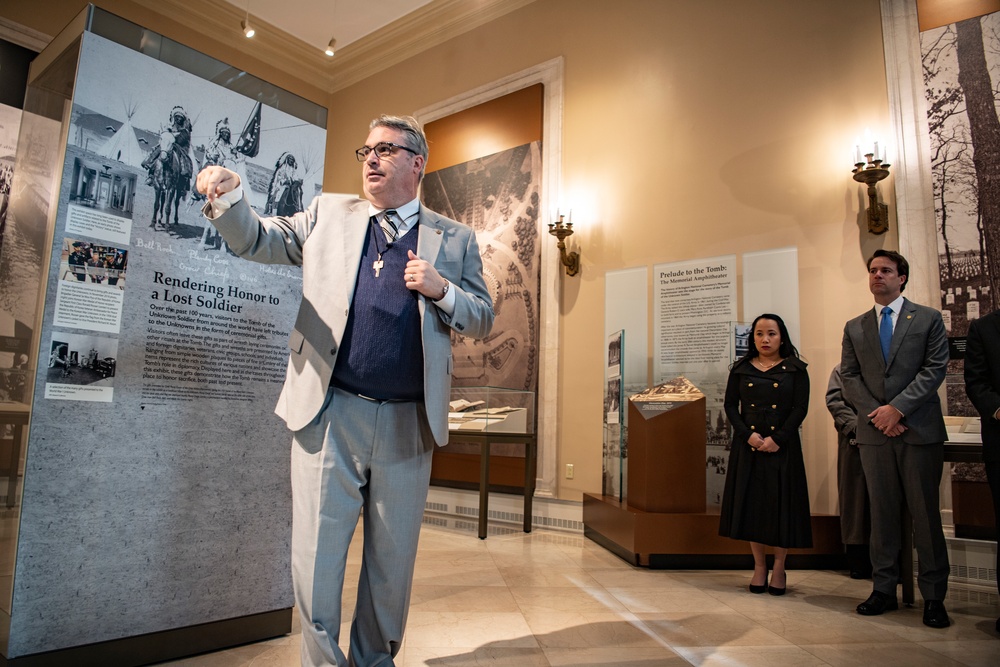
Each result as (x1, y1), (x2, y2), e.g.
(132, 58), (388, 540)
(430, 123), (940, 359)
(748, 574), (769, 594)
(768, 572), (786, 596)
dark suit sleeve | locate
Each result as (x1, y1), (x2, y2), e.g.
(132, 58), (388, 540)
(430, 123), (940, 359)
(965, 318), (1000, 421)
(841, 321), (879, 417)
(890, 309), (948, 418)
(826, 365), (857, 437)
(773, 366), (809, 447)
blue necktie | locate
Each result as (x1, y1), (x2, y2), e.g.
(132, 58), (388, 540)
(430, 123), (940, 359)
(879, 306), (893, 362)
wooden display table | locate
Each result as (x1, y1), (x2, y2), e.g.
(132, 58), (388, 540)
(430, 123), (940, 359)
(446, 431), (536, 539)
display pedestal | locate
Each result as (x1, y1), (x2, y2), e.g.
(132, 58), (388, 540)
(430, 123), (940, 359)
(586, 378), (844, 568)
(583, 493), (845, 568)
(627, 391), (705, 513)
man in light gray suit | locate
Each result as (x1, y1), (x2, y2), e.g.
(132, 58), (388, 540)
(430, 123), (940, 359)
(197, 115), (494, 666)
(841, 249), (950, 628)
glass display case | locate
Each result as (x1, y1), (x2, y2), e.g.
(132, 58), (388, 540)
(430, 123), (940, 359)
(448, 386), (535, 435)
(445, 386), (536, 539)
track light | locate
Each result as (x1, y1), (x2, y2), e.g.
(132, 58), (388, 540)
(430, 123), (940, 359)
(325, 38), (337, 57)
(242, 0), (254, 38)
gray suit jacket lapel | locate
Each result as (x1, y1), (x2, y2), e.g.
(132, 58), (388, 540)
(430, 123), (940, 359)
(340, 201), (372, 308)
(416, 208), (444, 318)
(887, 299), (917, 368)
(861, 310), (884, 369)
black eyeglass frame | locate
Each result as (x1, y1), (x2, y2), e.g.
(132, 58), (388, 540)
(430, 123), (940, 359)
(355, 142), (419, 162)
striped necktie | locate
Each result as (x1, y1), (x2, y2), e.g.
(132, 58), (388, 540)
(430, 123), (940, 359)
(381, 210), (399, 243)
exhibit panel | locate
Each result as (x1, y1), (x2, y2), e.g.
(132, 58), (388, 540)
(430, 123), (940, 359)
(0, 7), (326, 663)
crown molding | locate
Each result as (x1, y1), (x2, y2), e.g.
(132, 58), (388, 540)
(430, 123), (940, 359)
(0, 16), (51, 52)
(130, 0), (537, 95)
(327, 0), (539, 92)
(3, 0), (537, 98)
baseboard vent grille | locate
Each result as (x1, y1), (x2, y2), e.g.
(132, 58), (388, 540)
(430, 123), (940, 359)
(952, 564), (997, 585)
(451, 504), (584, 532)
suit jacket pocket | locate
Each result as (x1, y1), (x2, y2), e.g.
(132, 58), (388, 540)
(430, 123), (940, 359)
(288, 328), (304, 354)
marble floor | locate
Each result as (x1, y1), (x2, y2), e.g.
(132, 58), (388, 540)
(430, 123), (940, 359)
(159, 516), (999, 667)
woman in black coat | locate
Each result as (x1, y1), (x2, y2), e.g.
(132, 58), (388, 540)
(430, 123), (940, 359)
(719, 313), (812, 595)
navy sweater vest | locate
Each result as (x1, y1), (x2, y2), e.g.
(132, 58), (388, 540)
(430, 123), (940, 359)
(331, 225), (423, 400)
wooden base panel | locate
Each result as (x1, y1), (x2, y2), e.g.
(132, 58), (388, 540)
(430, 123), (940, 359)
(431, 451), (526, 491)
(584, 493), (847, 569)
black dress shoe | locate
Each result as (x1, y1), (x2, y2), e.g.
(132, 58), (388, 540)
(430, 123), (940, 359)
(749, 577), (768, 594)
(856, 590), (898, 616)
(768, 584), (786, 596)
(922, 600), (950, 628)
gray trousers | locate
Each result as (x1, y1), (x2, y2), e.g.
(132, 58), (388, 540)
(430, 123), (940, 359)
(291, 386), (435, 667)
(859, 439), (949, 601)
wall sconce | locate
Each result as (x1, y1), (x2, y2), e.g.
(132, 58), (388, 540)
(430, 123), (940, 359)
(325, 38), (337, 57)
(851, 137), (891, 235)
(548, 213), (580, 276)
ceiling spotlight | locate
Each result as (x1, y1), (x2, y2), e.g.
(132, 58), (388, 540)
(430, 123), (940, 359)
(242, 0), (255, 38)
(325, 38), (337, 57)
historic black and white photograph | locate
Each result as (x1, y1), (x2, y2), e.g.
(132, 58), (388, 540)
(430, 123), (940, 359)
(66, 35), (324, 251)
(45, 331), (118, 388)
(922, 12), (999, 416)
(59, 238), (128, 289)
(421, 142), (542, 394)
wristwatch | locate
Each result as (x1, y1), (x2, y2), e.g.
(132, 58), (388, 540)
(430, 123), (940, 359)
(435, 279), (449, 302)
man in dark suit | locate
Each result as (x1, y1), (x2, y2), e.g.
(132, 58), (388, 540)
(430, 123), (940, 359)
(963, 308), (1000, 633)
(841, 249), (950, 628)
(197, 115), (494, 666)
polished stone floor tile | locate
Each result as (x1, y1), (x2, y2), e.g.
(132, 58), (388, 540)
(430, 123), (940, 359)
(497, 563), (604, 588)
(509, 584), (629, 614)
(400, 645), (550, 666)
(407, 584), (520, 612)
(543, 645), (689, 665)
(404, 611), (537, 649)
(673, 644), (832, 666)
(157, 518), (1000, 666)
(918, 638), (1000, 667)
(607, 587), (733, 614)
(521, 611), (663, 648)
(635, 611), (792, 647)
(801, 641), (969, 666)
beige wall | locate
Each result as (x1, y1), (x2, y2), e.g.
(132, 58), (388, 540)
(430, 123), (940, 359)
(6, 0), (900, 514)
(325, 0), (896, 514)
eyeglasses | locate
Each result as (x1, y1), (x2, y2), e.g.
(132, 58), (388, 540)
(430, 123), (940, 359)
(355, 142), (418, 162)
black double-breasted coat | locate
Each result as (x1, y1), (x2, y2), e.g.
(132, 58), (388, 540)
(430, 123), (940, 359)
(719, 356), (813, 548)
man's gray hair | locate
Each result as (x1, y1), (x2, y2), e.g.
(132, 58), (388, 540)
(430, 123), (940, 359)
(370, 114), (428, 175)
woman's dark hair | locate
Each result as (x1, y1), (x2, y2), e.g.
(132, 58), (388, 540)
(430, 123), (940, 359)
(742, 313), (800, 362)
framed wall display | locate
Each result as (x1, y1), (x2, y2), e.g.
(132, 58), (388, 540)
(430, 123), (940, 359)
(420, 73), (562, 495)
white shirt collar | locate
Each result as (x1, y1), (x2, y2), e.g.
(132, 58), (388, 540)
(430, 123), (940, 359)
(369, 198), (421, 236)
(873, 294), (905, 318)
